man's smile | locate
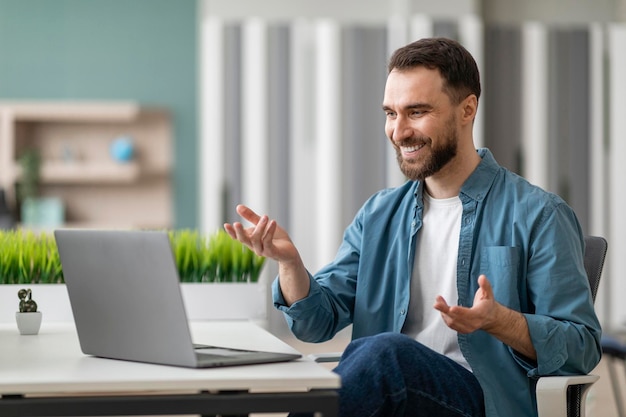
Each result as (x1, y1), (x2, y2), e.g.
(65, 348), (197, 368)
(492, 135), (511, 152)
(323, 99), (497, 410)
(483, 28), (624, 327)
(400, 143), (426, 158)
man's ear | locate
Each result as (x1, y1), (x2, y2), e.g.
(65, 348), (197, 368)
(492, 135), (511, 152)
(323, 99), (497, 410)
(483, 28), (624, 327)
(460, 94), (478, 124)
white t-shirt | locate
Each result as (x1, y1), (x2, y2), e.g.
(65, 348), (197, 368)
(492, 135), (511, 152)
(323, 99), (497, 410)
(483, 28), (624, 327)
(401, 192), (470, 371)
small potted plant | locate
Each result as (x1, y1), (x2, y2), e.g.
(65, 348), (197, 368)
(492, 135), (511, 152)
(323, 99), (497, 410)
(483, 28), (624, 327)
(16, 288), (42, 335)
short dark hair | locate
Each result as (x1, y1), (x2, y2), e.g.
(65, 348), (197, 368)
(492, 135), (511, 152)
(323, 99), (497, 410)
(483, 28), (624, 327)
(387, 37), (481, 105)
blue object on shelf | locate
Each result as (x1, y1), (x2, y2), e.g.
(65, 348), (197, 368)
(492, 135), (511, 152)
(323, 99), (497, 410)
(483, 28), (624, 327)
(110, 136), (134, 162)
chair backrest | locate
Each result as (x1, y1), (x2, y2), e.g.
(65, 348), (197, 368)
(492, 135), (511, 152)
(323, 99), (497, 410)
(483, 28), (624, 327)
(583, 235), (608, 303)
(564, 236), (608, 417)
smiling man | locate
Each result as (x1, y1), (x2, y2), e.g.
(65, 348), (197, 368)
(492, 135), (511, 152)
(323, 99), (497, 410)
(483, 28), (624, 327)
(224, 38), (601, 417)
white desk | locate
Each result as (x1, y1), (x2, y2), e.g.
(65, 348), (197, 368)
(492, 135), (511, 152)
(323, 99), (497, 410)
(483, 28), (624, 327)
(0, 321), (340, 416)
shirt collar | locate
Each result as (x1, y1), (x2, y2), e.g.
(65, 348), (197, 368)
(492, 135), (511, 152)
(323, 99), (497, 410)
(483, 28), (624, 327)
(414, 148), (500, 204)
(460, 148), (500, 202)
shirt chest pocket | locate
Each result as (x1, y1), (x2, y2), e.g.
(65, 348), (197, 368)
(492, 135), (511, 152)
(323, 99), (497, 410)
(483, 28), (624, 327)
(479, 246), (523, 311)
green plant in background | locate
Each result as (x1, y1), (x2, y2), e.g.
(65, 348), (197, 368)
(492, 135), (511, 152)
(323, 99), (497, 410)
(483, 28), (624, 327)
(169, 229), (265, 283)
(17, 150), (41, 202)
(0, 230), (63, 284)
(0, 229), (265, 284)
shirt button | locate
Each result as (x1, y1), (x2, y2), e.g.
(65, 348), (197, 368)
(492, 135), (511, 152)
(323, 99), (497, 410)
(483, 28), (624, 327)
(400, 309), (406, 315)
(411, 221), (416, 228)
(461, 259), (466, 266)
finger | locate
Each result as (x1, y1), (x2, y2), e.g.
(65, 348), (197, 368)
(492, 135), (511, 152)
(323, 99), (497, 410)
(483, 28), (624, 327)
(223, 223), (236, 239)
(260, 219), (278, 252)
(439, 306), (475, 334)
(232, 221), (254, 247)
(262, 219), (277, 239)
(249, 215), (270, 253)
(236, 204), (262, 225)
(477, 275), (493, 299)
(433, 295), (450, 313)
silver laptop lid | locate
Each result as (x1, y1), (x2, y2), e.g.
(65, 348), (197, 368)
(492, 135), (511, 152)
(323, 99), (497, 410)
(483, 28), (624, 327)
(55, 229), (198, 367)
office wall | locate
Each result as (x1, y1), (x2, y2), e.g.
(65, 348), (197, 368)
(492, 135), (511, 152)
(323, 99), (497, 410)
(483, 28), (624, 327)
(203, 0), (478, 22)
(0, 0), (198, 229)
(482, 0), (617, 25)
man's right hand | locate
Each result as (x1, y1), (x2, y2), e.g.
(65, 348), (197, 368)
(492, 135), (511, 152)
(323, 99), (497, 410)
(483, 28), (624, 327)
(224, 205), (310, 304)
(223, 205), (297, 262)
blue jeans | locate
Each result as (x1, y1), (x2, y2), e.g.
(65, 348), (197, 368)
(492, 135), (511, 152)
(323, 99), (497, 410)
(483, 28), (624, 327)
(293, 332), (485, 417)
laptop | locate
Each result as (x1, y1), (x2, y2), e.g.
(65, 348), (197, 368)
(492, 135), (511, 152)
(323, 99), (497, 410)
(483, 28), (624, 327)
(54, 229), (301, 368)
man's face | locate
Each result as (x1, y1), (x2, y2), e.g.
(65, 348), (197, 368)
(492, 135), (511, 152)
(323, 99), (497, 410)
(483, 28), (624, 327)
(382, 67), (459, 181)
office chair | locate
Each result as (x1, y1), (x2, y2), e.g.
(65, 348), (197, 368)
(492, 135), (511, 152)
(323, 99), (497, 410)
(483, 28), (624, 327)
(312, 235), (608, 417)
(535, 235), (607, 417)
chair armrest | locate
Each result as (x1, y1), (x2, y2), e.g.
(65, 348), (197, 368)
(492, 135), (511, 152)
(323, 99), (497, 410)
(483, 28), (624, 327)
(536, 374), (599, 417)
(308, 352), (343, 363)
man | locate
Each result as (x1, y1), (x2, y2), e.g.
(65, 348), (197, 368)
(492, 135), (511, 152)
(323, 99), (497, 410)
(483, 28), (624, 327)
(224, 38), (601, 417)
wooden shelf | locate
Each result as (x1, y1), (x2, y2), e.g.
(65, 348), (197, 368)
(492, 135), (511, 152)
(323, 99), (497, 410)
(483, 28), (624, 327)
(0, 101), (172, 229)
(20, 219), (171, 232)
(39, 162), (141, 184)
(0, 101), (140, 122)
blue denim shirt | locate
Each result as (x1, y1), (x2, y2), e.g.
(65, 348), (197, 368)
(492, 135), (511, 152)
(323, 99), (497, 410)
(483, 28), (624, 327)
(273, 148), (602, 417)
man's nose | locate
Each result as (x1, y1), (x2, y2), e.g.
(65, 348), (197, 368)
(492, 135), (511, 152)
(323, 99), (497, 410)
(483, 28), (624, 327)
(392, 117), (413, 142)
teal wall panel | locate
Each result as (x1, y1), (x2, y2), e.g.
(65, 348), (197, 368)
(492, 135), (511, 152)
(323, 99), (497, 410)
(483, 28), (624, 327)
(0, 0), (198, 229)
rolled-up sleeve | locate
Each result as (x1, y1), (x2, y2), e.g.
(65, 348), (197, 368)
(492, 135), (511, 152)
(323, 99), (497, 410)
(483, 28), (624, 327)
(522, 313), (601, 377)
(272, 273), (349, 342)
(514, 204), (602, 377)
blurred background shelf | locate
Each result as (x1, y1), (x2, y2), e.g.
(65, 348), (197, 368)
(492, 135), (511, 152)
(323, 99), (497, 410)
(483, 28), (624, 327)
(0, 101), (173, 230)
(37, 162), (141, 184)
(1, 101), (140, 122)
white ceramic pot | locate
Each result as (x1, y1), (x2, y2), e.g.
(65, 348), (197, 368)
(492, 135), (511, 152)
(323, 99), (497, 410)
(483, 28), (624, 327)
(15, 311), (42, 335)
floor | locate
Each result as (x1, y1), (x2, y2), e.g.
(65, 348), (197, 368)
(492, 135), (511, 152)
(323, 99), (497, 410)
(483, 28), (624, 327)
(587, 357), (625, 417)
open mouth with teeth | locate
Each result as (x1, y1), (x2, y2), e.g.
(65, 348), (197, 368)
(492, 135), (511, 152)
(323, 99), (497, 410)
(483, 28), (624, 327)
(400, 143), (426, 158)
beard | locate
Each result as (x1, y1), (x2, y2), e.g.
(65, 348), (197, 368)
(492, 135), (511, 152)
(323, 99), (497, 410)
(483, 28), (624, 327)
(395, 123), (459, 181)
